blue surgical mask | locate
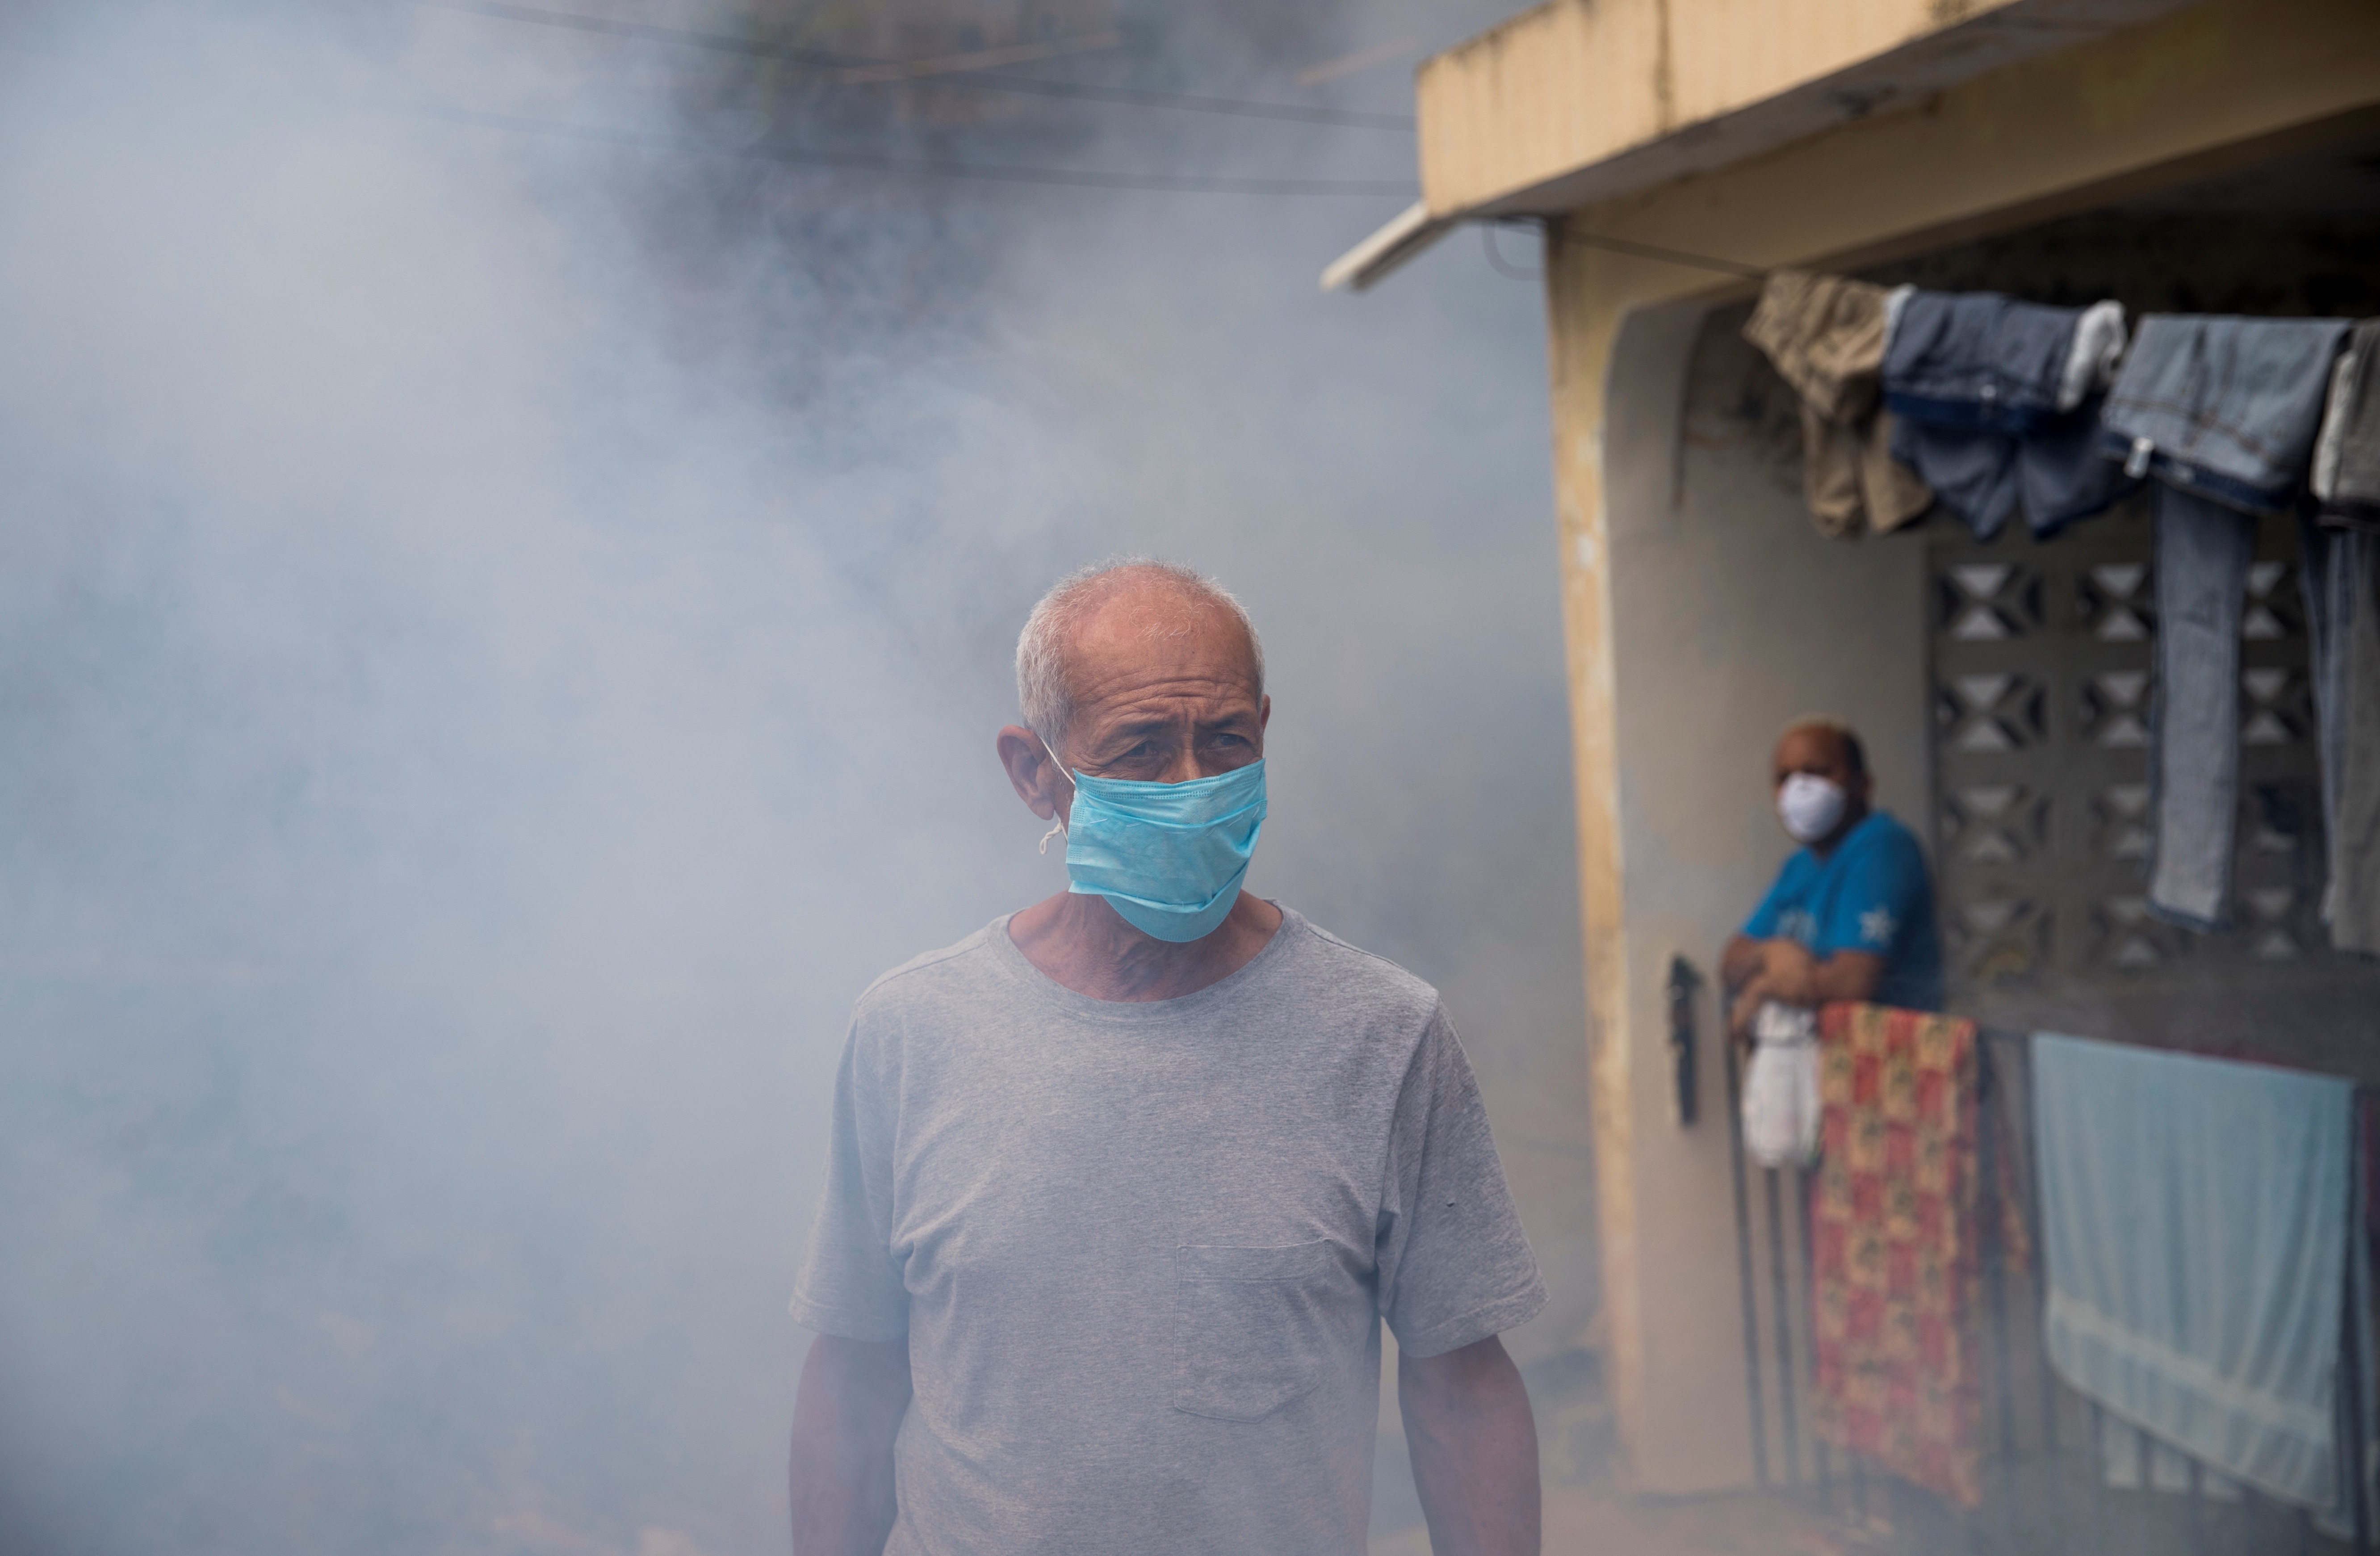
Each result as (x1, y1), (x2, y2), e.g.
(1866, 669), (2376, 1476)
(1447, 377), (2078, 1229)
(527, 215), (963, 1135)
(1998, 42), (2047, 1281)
(1039, 737), (1268, 943)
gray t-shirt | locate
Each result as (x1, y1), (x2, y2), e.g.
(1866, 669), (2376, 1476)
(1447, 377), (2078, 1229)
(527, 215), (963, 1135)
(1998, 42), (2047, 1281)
(791, 907), (1546, 1556)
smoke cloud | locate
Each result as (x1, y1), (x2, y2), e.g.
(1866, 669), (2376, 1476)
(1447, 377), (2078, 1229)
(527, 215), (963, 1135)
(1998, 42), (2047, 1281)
(0, 3), (1582, 1550)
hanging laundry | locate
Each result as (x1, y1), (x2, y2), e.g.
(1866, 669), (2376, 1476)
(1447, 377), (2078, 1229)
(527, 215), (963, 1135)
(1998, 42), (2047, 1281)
(2305, 327), (2380, 952)
(1743, 272), (1933, 541)
(1886, 293), (2120, 422)
(2336, 534), (2380, 958)
(1808, 1003), (1997, 1506)
(2313, 319), (2380, 531)
(2300, 518), (2380, 955)
(2062, 300), (2128, 412)
(2302, 518), (2354, 922)
(2099, 315), (2352, 929)
(1881, 291), (2138, 540)
(2101, 314), (2349, 513)
(2148, 490), (2256, 929)
(2340, 543), (2380, 956)
(2032, 1034), (2368, 1524)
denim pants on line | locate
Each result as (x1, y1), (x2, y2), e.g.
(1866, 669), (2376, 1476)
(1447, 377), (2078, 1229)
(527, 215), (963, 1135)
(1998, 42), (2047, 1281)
(2150, 487), (2254, 929)
(2296, 518), (2380, 952)
(2339, 535), (2380, 955)
(1885, 292), (2137, 538)
(2103, 315), (2351, 515)
(2302, 516), (2355, 916)
(1890, 397), (2137, 540)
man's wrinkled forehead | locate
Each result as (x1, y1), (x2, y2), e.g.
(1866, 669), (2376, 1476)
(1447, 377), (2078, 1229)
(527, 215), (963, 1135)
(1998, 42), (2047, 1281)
(1062, 579), (1262, 703)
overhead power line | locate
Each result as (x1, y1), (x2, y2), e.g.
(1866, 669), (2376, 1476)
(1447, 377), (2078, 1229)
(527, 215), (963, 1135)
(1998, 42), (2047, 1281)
(411, 101), (1420, 196)
(854, 63), (1418, 132)
(1498, 216), (1769, 280)
(825, 29), (1123, 85)
(423, 2), (1420, 131)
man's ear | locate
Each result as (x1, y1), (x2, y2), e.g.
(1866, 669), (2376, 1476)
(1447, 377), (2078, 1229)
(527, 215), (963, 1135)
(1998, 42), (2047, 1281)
(998, 726), (1080, 825)
(996, 726), (1062, 821)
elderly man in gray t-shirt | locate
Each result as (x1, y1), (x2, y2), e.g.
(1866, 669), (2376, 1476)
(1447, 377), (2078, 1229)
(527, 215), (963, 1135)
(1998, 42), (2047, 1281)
(788, 561), (1547, 1556)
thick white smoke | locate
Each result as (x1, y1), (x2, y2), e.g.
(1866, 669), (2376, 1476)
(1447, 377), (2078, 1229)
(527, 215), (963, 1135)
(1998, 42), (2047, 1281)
(0, 4), (1580, 1551)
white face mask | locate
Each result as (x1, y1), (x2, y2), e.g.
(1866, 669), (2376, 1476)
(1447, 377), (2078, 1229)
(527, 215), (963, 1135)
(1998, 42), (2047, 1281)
(1777, 772), (1848, 844)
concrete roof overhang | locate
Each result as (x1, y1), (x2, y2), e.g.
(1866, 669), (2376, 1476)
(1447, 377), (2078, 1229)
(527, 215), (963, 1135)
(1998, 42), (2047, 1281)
(1324, 0), (2203, 290)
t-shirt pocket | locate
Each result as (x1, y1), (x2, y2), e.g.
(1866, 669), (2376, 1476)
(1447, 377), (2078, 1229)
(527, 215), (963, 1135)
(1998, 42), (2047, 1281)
(1172, 1240), (1335, 1423)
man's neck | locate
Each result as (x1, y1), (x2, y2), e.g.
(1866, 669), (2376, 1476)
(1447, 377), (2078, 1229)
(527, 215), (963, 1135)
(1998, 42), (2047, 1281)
(1810, 801), (1872, 862)
(1008, 890), (1283, 1002)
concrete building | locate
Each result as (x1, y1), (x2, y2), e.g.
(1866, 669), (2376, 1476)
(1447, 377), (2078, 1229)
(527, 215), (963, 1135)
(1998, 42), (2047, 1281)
(1331, 0), (2380, 1500)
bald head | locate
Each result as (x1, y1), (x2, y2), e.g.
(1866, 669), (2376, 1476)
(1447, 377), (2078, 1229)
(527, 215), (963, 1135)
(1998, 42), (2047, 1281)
(1016, 560), (1265, 753)
(1772, 718), (1866, 786)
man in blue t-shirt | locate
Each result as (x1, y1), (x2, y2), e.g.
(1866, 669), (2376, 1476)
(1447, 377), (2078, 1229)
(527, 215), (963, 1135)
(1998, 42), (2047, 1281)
(1721, 718), (1944, 1036)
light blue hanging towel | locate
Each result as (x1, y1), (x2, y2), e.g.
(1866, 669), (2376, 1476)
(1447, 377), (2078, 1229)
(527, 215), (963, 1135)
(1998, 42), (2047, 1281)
(2033, 1033), (2366, 1520)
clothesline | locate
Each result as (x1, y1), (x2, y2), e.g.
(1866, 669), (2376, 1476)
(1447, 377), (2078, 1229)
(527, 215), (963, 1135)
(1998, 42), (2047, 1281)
(1488, 217), (1772, 280)
(1744, 273), (2380, 540)
(1742, 274), (2379, 958)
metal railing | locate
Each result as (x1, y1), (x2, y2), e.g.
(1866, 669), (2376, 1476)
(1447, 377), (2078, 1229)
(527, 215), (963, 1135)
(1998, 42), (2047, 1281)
(1713, 1006), (2375, 1555)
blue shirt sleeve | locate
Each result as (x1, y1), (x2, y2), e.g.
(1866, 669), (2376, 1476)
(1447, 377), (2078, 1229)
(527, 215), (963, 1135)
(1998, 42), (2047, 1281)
(1818, 826), (1930, 959)
(1743, 860), (1794, 939)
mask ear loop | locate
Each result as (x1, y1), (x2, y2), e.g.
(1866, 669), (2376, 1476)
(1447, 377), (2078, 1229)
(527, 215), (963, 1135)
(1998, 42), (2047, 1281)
(1036, 734), (1077, 856)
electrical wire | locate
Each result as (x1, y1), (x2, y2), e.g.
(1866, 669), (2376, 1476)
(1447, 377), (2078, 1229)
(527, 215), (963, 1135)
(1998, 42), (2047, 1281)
(1480, 222), (1540, 280)
(1512, 216), (1768, 280)
(409, 101), (1419, 196)
(404, 11), (1788, 239)
(826, 29), (1123, 86)
(423, 2), (1420, 131)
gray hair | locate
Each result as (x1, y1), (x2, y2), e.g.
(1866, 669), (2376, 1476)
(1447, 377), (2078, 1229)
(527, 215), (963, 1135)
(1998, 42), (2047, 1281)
(1015, 558), (1265, 754)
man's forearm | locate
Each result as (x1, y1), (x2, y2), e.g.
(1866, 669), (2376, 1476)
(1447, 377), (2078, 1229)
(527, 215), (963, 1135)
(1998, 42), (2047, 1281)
(1729, 946), (1885, 1035)
(1760, 949), (1882, 1009)
(1806, 949), (1885, 1005)
(789, 1334), (912, 1556)
(1726, 935), (1798, 1036)
(1399, 1336), (1540, 1556)
(1718, 933), (1766, 991)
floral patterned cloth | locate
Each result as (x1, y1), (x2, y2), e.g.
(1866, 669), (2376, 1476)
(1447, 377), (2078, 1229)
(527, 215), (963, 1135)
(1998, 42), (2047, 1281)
(1806, 1002), (1991, 1506)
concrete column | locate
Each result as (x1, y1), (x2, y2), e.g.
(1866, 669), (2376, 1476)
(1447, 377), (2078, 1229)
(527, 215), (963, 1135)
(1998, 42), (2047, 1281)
(1546, 251), (1936, 1492)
